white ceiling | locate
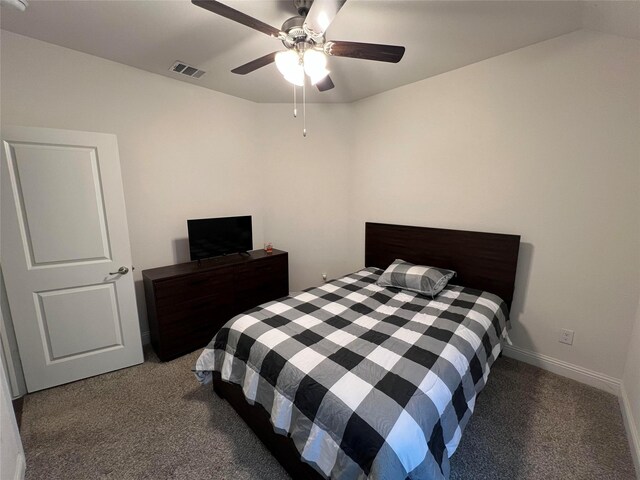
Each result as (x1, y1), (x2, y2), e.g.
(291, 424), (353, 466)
(1, 1), (638, 103)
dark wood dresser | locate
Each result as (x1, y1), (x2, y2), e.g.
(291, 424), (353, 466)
(142, 249), (288, 361)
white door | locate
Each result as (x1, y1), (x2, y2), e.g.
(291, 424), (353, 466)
(1, 126), (143, 392)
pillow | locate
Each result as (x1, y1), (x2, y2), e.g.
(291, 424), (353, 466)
(376, 259), (456, 298)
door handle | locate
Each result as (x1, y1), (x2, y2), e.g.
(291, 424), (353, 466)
(109, 266), (129, 275)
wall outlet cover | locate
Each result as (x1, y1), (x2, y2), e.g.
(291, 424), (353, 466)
(559, 329), (575, 345)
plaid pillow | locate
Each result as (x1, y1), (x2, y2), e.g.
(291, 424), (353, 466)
(376, 259), (456, 298)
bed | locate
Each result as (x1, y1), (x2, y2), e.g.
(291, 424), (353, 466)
(195, 223), (520, 479)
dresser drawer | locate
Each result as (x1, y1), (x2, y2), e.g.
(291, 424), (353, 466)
(156, 294), (234, 325)
(154, 266), (236, 306)
(237, 256), (287, 288)
(236, 257), (288, 312)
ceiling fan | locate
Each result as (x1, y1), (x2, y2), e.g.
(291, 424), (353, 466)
(192, 0), (406, 92)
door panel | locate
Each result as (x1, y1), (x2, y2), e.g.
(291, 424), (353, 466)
(35, 283), (123, 362)
(1, 126), (143, 392)
(7, 143), (112, 267)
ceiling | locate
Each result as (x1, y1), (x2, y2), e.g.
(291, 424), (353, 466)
(1, 1), (638, 103)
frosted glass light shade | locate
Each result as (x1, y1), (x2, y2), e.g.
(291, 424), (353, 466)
(276, 50), (304, 86)
(303, 49), (329, 84)
(284, 71), (305, 86)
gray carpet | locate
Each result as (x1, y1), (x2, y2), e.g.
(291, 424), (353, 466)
(20, 349), (636, 480)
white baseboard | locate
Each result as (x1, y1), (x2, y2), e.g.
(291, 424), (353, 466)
(502, 344), (621, 395)
(620, 384), (640, 478)
(140, 330), (150, 346)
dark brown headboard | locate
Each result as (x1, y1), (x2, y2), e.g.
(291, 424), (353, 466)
(365, 223), (520, 308)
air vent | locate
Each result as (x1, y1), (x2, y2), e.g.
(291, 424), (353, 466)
(170, 61), (206, 79)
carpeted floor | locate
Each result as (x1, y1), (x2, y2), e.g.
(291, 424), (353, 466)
(20, 349), (636, 480)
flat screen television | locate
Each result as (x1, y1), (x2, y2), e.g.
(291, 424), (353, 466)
(187, 215), (252, 261)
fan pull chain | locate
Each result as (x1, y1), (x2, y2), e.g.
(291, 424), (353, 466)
(293, 83), (297, 118)
(303, 75), (307, 137)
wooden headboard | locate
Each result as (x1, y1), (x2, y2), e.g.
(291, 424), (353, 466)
(365, 223), (521, 308)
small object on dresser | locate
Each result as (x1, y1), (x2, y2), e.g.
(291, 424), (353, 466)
(264, 242), (273, 254)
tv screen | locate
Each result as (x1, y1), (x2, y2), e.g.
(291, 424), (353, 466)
(187, 216), (252, 261)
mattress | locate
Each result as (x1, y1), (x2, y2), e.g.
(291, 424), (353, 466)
(195, 267), (510, 479)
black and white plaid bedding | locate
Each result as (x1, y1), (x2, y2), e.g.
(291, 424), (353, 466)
(195, 268), (510, 480)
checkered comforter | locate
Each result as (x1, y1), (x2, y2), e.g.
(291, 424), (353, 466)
(195, 268), (510, 480)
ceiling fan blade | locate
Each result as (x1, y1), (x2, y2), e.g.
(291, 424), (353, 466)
(325, 41), (405, 63)
(303, 0), (347, 39)
(192, 0), (281, 38)
(315, 75), (335, 92)
(231, 52), (278, 75)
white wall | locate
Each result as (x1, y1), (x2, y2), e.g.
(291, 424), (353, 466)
(349, 30), (640, 382)
(621, 298), (640, 475)
(259, 103), (355, 290)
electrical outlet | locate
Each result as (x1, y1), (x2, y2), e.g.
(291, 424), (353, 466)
(322, 273), (327, 282)
(559, 329), (574, 345)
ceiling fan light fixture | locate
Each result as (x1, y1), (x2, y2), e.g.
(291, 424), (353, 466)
(276, 50), (305, 85)
(303, 49), (329, 84)
(192, 0), (405, 136)
(276, 50), (299, 76)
